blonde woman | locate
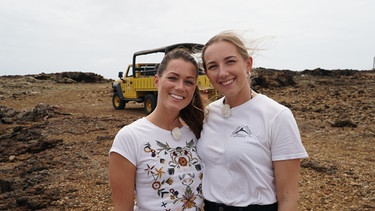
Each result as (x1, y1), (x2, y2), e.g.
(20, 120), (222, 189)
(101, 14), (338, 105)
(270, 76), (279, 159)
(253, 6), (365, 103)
(197, 31), (308, 211)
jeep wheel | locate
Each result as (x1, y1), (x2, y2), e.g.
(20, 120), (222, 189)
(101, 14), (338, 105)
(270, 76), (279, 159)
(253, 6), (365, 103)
(144, 94), (156, 114)
(112, 94), (126, 109)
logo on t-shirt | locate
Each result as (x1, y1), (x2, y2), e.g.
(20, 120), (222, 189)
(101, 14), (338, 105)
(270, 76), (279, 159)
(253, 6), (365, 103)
(231, 125), (252, 138)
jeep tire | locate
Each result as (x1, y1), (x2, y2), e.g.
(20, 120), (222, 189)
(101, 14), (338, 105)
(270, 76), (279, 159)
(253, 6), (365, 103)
(112, 93), (126, 110)
(144, 94), (156, 114)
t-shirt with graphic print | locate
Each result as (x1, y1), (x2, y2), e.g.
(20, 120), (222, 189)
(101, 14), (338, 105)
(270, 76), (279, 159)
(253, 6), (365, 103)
(110, 117), (204, 211)
(197, 94), (308, 207)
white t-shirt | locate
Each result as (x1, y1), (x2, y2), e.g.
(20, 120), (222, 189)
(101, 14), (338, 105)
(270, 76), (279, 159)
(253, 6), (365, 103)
(197, 94), (308, 206)
(110, 117), (204, 211)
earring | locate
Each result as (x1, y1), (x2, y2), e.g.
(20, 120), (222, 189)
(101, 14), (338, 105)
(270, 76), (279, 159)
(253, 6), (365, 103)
(246, 72), (251, 78)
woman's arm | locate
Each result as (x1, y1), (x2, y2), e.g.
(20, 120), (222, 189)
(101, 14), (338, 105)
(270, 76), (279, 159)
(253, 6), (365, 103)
(273, 159), (301, 211)
(109, 152), (137, 211)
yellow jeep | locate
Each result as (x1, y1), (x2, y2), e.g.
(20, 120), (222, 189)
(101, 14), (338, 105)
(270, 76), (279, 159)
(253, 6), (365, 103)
(111, 43), (216, 114)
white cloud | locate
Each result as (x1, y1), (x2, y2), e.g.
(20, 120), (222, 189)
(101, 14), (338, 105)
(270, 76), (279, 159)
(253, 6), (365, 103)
(0, 0), (374, 79)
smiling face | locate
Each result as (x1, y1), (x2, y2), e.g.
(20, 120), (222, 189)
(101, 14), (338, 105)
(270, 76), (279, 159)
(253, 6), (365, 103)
(203, 40), (253, 107)
(154, 59), (197, 113)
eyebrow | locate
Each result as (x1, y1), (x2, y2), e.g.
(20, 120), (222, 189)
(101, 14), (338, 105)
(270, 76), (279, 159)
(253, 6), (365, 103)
(206, 55), (237, 65)
(168, 72), (196, 79)
(224, 55), (237, 60)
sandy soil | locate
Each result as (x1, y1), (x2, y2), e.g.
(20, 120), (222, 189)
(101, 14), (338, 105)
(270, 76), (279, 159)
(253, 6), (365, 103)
(0, 69), (374, 210)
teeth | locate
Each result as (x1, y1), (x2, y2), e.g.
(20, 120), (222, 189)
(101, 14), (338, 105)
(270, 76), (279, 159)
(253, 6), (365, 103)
(221, 79), (233, 86)
(170, 94), (183, 100)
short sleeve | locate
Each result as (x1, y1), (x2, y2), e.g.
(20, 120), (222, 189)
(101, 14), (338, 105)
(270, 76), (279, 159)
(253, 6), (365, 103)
(109, 126), (138, 166)
(270, 109), (308, 161)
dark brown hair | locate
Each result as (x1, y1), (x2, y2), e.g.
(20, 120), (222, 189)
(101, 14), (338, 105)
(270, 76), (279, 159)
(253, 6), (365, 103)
(157, 48), (204, 139)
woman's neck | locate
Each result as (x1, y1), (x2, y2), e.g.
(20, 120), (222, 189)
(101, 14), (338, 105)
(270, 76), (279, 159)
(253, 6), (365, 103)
(224, 88), (253, 108)
(146, 108), (182, 131)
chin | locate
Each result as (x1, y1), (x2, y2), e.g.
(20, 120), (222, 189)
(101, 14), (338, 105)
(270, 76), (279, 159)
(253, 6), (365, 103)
(166, 103), (186, 112)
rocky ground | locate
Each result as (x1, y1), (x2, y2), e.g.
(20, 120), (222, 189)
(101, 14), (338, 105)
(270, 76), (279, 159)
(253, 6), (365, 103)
(0, 69), (374, 210)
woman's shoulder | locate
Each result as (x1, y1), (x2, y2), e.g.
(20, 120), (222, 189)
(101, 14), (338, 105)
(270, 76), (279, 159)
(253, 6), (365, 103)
(255, 94), (290, 112)
(117, 117), (149, 134)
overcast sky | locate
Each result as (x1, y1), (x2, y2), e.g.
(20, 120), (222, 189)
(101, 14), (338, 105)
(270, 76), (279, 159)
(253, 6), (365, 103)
(1, 0), (374, 79)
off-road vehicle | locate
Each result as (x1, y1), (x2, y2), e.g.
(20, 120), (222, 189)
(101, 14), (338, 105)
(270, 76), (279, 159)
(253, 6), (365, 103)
(111, 43), (216, 114)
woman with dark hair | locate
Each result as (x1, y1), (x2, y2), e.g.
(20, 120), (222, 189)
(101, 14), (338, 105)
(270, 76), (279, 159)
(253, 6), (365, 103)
(109, 48), (205, 211)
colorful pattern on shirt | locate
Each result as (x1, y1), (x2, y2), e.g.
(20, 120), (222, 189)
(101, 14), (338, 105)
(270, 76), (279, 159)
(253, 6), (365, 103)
(143, 139), (203, 210)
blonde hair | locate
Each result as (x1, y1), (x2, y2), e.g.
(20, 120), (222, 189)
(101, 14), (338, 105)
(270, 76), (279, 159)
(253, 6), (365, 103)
(202, 31), (260, 69)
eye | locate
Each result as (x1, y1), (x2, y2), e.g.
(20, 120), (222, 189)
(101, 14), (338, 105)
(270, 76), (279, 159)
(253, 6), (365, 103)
(206, 64), (217, 71)
(227, 59), (236, 64)
(167, 76), (178, 81)
(184, 79), (196, 86)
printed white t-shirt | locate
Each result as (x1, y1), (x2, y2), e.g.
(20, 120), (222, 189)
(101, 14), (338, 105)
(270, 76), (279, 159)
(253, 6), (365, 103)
(197, 94), (308, 206)
(110, 117), (204, 211)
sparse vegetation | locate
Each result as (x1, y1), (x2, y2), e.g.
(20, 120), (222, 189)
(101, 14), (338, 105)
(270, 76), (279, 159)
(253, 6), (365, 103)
(1, 70), (374, 210)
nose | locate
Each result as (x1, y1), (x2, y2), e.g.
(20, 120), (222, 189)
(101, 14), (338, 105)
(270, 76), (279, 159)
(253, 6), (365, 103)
(175, 79), (184, 90)
(218, 65), (229, 78)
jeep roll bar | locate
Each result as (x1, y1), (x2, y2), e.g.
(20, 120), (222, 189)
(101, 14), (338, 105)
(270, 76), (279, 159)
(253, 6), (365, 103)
(131, 43), (204, 77)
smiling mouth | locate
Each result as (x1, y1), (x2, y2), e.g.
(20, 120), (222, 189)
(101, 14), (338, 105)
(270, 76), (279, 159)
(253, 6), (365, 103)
(170, 93), (184, 100)
(221, 79), (234, 86)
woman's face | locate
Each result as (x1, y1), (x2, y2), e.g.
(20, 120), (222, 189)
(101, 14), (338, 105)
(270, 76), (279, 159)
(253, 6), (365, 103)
(204, 41), (252, 105)
(154, 59), (197, 112)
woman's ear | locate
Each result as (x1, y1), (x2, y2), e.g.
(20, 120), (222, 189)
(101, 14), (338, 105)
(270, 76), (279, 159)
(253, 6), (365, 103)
(154, 74), (159, 88)
(247, 56), (253, 70)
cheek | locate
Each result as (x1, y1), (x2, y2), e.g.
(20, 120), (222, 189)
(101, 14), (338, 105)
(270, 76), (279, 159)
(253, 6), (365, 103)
(186, 87), (196, 99)
(206, 71), (216, 80)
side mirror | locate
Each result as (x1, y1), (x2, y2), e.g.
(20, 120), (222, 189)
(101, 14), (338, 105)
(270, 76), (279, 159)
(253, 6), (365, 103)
(118, 72), (123, 78)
